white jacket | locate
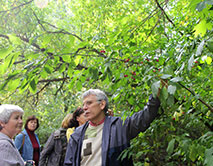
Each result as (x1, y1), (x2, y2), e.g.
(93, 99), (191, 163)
(0, 132), (25, 166)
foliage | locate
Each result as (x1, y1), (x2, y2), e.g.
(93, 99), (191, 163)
(0, 0), (212, 165)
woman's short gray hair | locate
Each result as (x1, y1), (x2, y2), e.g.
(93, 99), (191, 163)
(0, 104), (24, 124)
(82, 89), (109, 113)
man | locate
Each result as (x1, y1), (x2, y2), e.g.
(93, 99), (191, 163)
(64, 89), (161, 166)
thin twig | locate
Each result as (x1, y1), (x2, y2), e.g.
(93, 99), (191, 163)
(178, 82), (213, 112)
(154, 0), (183, 36)
(0, 0), (33, 14)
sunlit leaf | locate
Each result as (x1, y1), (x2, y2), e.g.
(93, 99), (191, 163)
(196, 40), (205, 56)
(170, 77), (183, 82)
(206, 56), (212, 65)
(151, 81), (160, 98)
(193, 20), (212, 37)
(0, 47), (13, 59)
(204, 147), (213, 166)
(8, 34), (22, 45)
(188, 54), (194, 71)
(160, 74), (172, 79)
(196, 2), (206, 11)
(168, 85), (176, 95)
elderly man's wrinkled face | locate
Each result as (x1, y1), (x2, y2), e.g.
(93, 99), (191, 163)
(0, 112), (23, 139)
(83, 95), (106, 124)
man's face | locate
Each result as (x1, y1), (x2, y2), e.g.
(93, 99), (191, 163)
(83, 94), (106, 123)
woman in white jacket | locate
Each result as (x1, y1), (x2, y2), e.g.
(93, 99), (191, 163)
(0, 104), (25, 166)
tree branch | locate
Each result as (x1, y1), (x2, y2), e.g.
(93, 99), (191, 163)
(178, 82), (213, 112)
(154, 0), (183, 36)
(33, 11), (84, 41)
(0, 0), (33, 14)
(0, 34), (9, 39)
(38, 77), (69, 83)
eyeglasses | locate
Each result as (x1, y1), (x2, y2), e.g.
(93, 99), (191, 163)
(83, 100), (102, 108)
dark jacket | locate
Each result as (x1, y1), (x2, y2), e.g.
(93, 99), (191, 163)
(39, 128), (68, 166)
(64, 95), (160, 166)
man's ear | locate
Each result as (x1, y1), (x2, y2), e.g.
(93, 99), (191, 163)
(100, 100), (106, 110)
(0, 121), (5, 128)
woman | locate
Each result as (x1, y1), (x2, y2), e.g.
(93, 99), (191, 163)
(15, 115), (41, 166)
(39, 108), (87, 166)
(0, 104), (25, 166)
(66, 107), (87, 141)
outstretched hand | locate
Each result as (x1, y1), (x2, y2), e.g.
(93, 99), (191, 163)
(107, 109), (114, 116)
(157, 78), (168, 98)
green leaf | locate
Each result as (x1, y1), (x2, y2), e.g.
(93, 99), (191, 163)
(196, 40), (205, 56)
(166, 138), (175, 155)
(67, 64), (73, 78)
(175, 63), (185, 75)
(206, 56), (212, 65)
(112, 93), (120, 101)
(0, 72), (19, 90)
(206, 0), (213, 5)
(160, 74), (172, 79)
(58, 63), (66, 73)
(167, 95), (174, 105)
(74, 56), (83, 65)
(8, 34), (22, 45)
(25, 54), (40, 60)
(189, 144), (198, 162)
(106, 67), (112, 78)
(196, 2), (206, 11)
(89, 67), (98, 80)
(62, 55), (71, 63)
(7, 78), (20, 91)
(69, 35), (75, 44)
(151, 81), (160, 98)
(29, 78), (37, 93)
(24, 62), (34, 69)
(44, 65), (53, 74)
(76, 80), (82, 91)
(162, 86), (168, 100)
(188, 54), (194, 71)
(42, 35), (51, 46)
(207, 41), (213, 52)
(128, 96), (135, 105)
(40, 70), (48, 79)
(168, 85), (176, 95)
(0, 47), (13, 59)
(170, 77), (183, 82)
(204, 147), (213, 166)
(193, 20), (212, 37)
(163, 65), (174, 75)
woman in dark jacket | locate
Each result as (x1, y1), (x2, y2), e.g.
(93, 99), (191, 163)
(39, 108), (86, 166)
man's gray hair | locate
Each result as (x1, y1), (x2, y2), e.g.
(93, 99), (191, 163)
(0, 104), (24, 124)
(82, 89), (109, 113)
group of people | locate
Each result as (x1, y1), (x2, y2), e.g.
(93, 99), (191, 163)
(0, 88), (161, 166)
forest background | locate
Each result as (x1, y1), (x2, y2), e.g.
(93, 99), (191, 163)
(0, 0), (212, 165)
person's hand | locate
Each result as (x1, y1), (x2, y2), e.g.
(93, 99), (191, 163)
(157, 79), (168, 98)
(107, 109), (114, 116)
(25, 160), (35, 166)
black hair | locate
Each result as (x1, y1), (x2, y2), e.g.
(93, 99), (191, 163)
(68, 107), (84, 128)
(24, 115), (39, 131)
